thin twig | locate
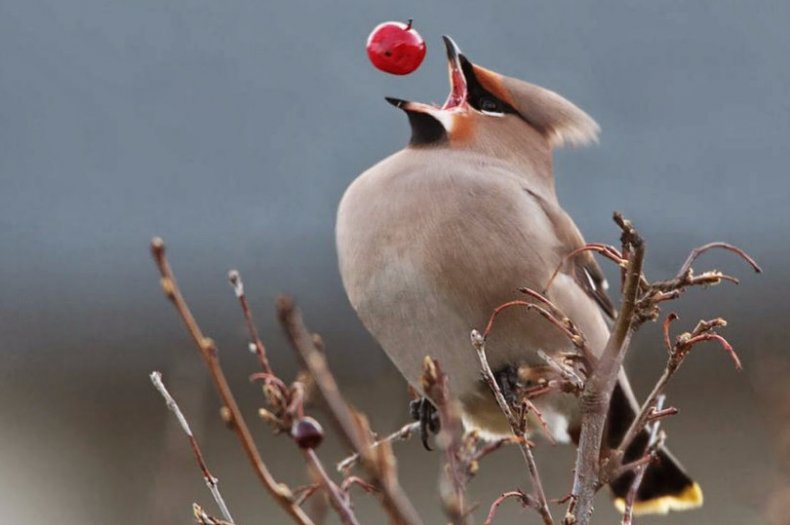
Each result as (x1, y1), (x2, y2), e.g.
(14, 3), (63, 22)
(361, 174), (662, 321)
(193, 503), (233, 525)
(150, 371), (235, 524)
(422, 357), (468, 525)
(544, 243), (627, 294)
(469, 436), (519, 464)
(293, 484), (322, 506)
(677, 241), (762, 278)
(485, 294), (595, 369)
(646, 406), (679, 423)
(471, 330), (553, 525)
(537, 350), (585, 391)
(228, 270), (274, 375)
(520, 288), (596, 366)
(616, 315), (740, 456)
(337, 422), (420, 473)
(621, 396), (667, 525)
(341, 476), (378, 496)
(302, 449), (361, 525)
(483, 490), (535, 525)
(640, 242), (761, 322)
(150, 238), (314, 525)
(483, 300), (571, 342)
(522, 398), (557, 446)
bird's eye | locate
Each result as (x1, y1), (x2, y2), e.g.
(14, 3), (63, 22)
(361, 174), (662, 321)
(479, 97), (502, 114)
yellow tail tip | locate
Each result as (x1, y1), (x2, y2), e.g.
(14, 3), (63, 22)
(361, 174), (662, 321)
(614, 482), (703, 516)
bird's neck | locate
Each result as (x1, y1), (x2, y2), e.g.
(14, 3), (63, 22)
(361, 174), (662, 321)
(448, 144), (558, 201)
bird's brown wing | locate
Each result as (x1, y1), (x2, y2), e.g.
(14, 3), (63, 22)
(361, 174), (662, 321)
(524, 188), (616, 320)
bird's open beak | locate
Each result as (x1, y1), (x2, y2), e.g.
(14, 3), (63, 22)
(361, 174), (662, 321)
(441, 35), (468, 110)
(385, 35), (468, 115)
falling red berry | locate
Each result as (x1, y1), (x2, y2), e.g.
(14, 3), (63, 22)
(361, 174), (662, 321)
(366, 19), (426, 75)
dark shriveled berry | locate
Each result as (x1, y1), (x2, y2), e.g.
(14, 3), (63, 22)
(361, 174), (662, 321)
(291, 416), (324, 449)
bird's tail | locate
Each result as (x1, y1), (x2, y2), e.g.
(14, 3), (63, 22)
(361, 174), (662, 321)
(605, 381), (703, 516)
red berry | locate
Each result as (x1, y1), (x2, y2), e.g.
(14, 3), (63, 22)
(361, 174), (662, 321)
(366, 19), (426, 75)
(291, 416), (324, 449)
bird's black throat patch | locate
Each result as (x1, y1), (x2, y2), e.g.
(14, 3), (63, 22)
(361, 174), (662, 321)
(385, 96), (448, 147)
(405, 110), (448, 147)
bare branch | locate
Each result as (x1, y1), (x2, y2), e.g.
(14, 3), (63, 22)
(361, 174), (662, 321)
(337, 422), (420, 474)
(544, 243), (627, 294)
(302, 448), (361, 525)
(483, 490), (535, 525)
(153, 212), (760, 525)
(341, 476), (378, 496)
(565, 212), (645, 525)
(685, 332), (742, 370)
(537, 350), (585, 391)
(228, 269), (274, 375)
(471, 330), (553, 525)
(662, 312), (679, 353)
(677, 241), (762, 278)
(519, 288), (597, 368)
(277, 296), (423, 525)
(646, 406), (679, 423)
(469, 435), (519, 465)
(621, 396), (667, 525)
(421, 357), (468, 525)
(617, 315), (741, 456)
(522, 397), (557, 446)
(483, 300), (570, 342)
(293, 484), (322, 506)
(150, 371), (235, 524)
(150, 238), (313, 525)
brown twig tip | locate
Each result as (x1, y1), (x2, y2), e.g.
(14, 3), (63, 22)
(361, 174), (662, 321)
(647, 406), (679, 422)
(151, 236), (165, 255)
(686, 332), (743, 370)
(151, 371), (236, 524)
(228, 269), (273, 374)
(227, 269), (242, 293)
(663, 313), (679, 353)
(276, 294), (296, 316)
(680, 241), (762, 276)
(613, 211), (642, 246)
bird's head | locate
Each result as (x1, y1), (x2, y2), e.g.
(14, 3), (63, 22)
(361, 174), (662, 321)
(387, 36), (599, 161)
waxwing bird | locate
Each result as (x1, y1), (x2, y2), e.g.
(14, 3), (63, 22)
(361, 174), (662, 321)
(336, 36), (702, 516)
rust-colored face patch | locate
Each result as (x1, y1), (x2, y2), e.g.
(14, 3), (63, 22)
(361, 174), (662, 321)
(448, 112), (475, 146)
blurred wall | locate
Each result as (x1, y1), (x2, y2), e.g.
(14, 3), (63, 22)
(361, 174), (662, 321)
(0, 1), (786, 524)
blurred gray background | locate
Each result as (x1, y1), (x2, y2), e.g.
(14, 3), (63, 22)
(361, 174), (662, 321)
(1, 1), (787, 524)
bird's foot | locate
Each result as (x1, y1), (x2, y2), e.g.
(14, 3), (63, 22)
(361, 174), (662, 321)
(409, 397), (440, 450)
(493, 365), (521, 407)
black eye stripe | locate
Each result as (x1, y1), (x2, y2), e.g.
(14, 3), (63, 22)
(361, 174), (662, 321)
(480, 97), (502, 113)
(459, 56), (517, 115)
